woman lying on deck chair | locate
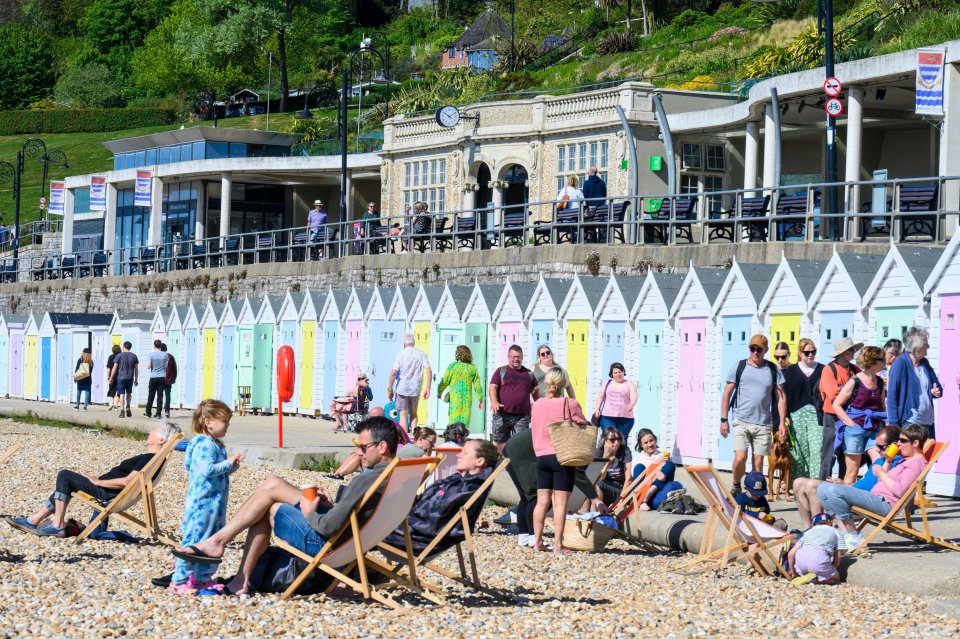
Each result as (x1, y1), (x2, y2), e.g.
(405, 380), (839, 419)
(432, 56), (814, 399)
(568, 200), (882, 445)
(6, 422), (182, 537)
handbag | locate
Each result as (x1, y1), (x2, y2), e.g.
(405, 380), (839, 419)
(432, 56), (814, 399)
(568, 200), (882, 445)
(591, 380), (611, 427)
(556, 191), (570, 210)
(441, 365), (470, 403)
(549, 398), (598, 467)
(73, 362), (90, 381)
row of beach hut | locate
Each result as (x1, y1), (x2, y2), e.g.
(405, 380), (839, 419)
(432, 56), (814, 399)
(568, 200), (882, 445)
(3, 242), (960, 495)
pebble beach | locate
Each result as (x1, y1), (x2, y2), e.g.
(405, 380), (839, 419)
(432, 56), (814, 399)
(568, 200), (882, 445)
(1, 419), (958, 639)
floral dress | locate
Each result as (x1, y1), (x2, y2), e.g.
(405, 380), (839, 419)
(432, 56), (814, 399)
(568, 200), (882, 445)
(172, 435), (238, 585)
(437, 361), (482, 427)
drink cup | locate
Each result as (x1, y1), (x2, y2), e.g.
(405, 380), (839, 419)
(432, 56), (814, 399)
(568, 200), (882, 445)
(885, 443), (899, 460)
(302, 484), (318, 501)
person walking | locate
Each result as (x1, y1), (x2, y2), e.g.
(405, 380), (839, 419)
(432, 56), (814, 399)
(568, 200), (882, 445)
(386, 334), (432, 432)
(488, 344), (538, 453)
(818, 337), (862, 480)
(720, 334), (787, 496)
(879, 338), (902, 381)
(532, 344), (575, 399)
(581, 166), (607, 210)
(161, 343), (176, 419)
(592, 362), (637, 440)
(783, 338), (824, 480)
(833, 346), (887, 485)
(145, 339), (168, 419)
(436, 345), (483, 430)
(886, 327), (941, 439)
(106, 344), (122, 411)
(73, 348), (93, 411)
(110, 341), (139, 418)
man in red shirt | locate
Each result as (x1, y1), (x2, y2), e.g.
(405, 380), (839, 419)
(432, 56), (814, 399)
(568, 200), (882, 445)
(488, 344), (539, 453)
(818, 337), (862, 480)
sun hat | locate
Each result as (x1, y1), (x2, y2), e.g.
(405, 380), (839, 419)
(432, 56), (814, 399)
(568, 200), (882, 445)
(830, 336), (864, 359)
(314, 200), (323, 206)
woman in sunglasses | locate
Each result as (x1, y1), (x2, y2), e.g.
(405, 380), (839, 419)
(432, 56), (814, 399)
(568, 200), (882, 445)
(817, 424), (929, 551)
(592, 362), (637, 440)
(594, 427), (632, 505)
(532, 344), (575, 399)
(782, 338), (824, 480)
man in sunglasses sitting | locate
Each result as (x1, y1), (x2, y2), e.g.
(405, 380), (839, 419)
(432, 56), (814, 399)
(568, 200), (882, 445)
(171, 417), (398, 595)
(720, 334), (787, 497)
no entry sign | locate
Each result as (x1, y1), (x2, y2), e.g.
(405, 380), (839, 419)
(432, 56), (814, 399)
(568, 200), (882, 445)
(825, 97), (844, 116)
(824, 76), (842, 97)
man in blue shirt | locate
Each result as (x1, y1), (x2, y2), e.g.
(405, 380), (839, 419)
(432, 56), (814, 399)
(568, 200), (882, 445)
(581, 167), (607, 209)
(145, 339), (168, 419)
(307, 200), (327, 244)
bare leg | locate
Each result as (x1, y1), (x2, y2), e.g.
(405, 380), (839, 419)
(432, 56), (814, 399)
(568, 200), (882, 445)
(51, 499), (68, 528)
(26, 504), (54, 527)
(843, 454), (860, 485)
(185, 476), (300, 558)
(532, 488), (552, 550)
(794, 478), (823, 529)
(732, 450), (748, 486)
(334, 455), (361, 477)
(752, 453), (765, 473)
(225, 506), (277, 594)
(551, 490), (572, 553)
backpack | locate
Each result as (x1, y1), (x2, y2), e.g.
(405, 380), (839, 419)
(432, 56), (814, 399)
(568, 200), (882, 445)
(730, 359), (779, 412)
(811, 362), (838, 416)
(248, 546), (331, 595)
(165, 354), (178, 386)
(841, 375), (883, 414)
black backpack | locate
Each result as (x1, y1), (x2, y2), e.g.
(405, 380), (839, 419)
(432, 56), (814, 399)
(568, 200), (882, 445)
(248, 546), (332, 594)
(730, 358), (779, 411)
(811, 362), (837, 416)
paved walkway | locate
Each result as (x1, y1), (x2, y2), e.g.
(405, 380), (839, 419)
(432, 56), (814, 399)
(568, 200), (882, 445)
(0, 398), (353, 468)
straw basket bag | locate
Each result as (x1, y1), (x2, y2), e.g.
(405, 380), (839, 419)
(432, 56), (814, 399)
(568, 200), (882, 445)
(563, 518), (616, 553)
(548, 398), (598, 467)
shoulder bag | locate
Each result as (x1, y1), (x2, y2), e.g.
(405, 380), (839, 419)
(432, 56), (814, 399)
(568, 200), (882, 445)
(73, 362), (91, 381)
(549, 398), (598, 467)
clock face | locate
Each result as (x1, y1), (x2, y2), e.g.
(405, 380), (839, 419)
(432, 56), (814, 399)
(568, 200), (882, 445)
(436, 105), (460, 128)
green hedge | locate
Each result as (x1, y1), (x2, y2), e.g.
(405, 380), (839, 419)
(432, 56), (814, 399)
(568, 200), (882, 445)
(0, 108), (176, 135)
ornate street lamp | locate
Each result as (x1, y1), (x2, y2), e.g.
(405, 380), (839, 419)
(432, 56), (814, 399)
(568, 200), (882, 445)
(40, 149), (69, 225)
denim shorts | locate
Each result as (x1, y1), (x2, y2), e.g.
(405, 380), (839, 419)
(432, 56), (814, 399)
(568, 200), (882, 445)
(116, 378), (134, 395)
(273, 504), (327, 556)
(843, 424), (876, 456)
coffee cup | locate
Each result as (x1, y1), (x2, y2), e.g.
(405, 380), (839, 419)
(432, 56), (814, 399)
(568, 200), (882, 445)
(885, 443), (899, 460)
(302, 484), (318, 501)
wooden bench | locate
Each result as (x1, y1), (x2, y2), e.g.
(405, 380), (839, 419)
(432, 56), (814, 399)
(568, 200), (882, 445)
(585, 201), (630, 244)
(898, 184), (939, 241)
(453, 215), (479, 250)
(774, 192), (818, 241)
(498, 209), (528, 247)
(129, 248), (158, 275)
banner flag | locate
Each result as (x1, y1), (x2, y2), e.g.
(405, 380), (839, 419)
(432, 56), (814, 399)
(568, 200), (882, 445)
(916, 48), (945, 115)
(135, 170), (152, 207)
(49, 181), (65, 215)
(90, 176), (107, 211)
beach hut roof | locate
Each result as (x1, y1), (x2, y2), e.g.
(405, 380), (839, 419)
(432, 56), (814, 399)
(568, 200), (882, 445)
(836, 252), (887, 297)
(693, 267), (729, 306)
(508, 280), (537, 311)
(543, 278), (571, 309)
(47, 312), (112, 327)
(445, 285), (474, 318)
(736, 262), (779, 305)
(116, 311), (154, 322)
(650, 272), (685, 309)
(4, 314), (29, 325)
(787, 259), (830, 299)
(353, 288), (373, 313)
(898, 246), (943, 290)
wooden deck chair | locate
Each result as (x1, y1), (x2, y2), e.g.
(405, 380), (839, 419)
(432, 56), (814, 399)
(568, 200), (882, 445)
(424, 446), (462, 490)
(682, 464), (794, 576)
(72, 432), (183, 545)
(567, 457), (612, 513)
(612, 457), (666, 522)
(852, 440), (960, 554)
(375, 458), (511, 602)
(0, 444), (22, 464)
(274, 456), (439, 608)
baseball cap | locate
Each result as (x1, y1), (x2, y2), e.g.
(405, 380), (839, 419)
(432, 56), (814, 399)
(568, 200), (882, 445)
(749, 334), (768, 350)
(744, 471), (767, 497)
(811, 512), (834, 526)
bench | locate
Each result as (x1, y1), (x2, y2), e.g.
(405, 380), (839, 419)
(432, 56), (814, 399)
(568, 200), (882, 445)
(0, 259), (15, 283)
(585, 201), (630, 244)
(498, 209), (528, 247)
(898, 184), (939, 241)
(452, 216), (479, 250)
(129, 248), (158, 275)
(78, 251), (110, 278)
(432, 217), (454, 253)
(32, 257), (55, 281)
(59, 255), (77, 279)
(775, 192), (819, 241)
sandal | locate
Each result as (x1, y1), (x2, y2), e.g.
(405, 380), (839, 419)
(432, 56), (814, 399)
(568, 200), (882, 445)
(553, 547), (573, 555)
(171, 545), (222, 564)
(168, 582), (197, 597)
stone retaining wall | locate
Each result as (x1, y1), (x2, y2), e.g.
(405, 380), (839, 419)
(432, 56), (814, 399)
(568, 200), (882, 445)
(0, 241), (889, 314)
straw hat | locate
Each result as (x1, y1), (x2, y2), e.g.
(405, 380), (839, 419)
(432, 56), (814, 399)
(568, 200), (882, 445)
(830, 336), (863, 358)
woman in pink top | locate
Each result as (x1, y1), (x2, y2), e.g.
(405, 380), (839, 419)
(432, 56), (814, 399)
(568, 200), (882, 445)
(592, 362), (638, 440)
(531, 367), (589, 554)
(816, 423), (930, 551)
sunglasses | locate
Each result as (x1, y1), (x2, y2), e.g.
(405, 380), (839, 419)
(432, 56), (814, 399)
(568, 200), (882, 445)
(355, 441), (380, 453)
(749, 345), (765, 353)
(802, 349), (817, 356)
(539, 351), (551, 357)
(606, 437), (622, 443)
(774, 354), (789, 360)
(897, 437), (913, 444)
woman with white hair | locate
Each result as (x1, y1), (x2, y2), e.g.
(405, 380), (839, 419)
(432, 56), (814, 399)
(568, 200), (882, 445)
(885, 326), (941, 439)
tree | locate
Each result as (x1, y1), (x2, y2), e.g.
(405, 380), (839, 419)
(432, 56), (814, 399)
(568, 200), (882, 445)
(53, 63), (121, 106)
(0, 24), (55, 109)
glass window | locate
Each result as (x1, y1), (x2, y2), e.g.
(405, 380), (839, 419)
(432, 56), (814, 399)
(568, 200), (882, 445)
(706, 144), (725, 171)
(180, 144), (192, 162)
(134, 150), (146, 167)
(680, 174), (699, 194)
(600, 141), (609, 168)
(589, 142), (598, 168)
(193, 141), (205, 159)
(206, 142), (228, 160)
(567, 144), (576, 172)
(113, 156), (122, 171)
(413, 162), (420, 187)
(73, 187), (91, 214)
(439, 158), (446, 182)
(682, 143), (701, 169)
(229, 142), (247, 158)
(405, 163), (411, 188)
(558, 146), (566, 169)
(578, 143), (587, 170)
(705, 175), (723, 213)
(145, 148), (157, 165)
(430, 159), (437, 185)
(438, 188), (445, 213)
(123, 153), (135, 170)
(159, 147), (171, 164)
(169, 146), (180, 164)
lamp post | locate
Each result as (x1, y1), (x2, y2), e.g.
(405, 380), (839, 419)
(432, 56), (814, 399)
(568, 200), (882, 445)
(0, 137), (50, 270)
(40, 149), (69, 226)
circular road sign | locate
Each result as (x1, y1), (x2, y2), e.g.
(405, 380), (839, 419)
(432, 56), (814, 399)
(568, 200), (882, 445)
(823, 77), (842, 97)
(825, 97), (844, 117)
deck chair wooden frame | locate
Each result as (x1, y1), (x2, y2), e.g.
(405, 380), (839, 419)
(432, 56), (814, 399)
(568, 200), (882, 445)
(0, 444), (22, 464)
(682, 464), (793, 576)
(612, 457), (666, 522)
(374, 458), (511, 602)
(72, 432), (183, 545)
(274, 456), (440, 609)
(852, 440), (960, 554)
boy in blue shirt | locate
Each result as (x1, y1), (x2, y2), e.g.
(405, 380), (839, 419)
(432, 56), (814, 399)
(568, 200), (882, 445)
(736, 471), (788, 531)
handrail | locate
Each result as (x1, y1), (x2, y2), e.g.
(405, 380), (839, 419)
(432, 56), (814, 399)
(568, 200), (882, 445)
(3, 175), (958, 284)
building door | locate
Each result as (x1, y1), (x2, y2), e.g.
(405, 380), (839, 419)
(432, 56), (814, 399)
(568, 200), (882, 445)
(818, 311), (854, 356)
(498, 322), (520, 370)
(299, 322), (315, 412)
(875, 307), (915, 346)
(566, 320), (589, 406)
(40, 337), (52, 401)
(220, 327), (236, 408)
(465, 323), (488, 435)
(322, 322), (339, 407)
(718, 315), (751, 468)
(432, 326), (464, 427)
(345, 321), (362, 397)
(281, 320), (298, 412)
(635, 320), (664, 443)
(368, 321), (400, 400)
(184, 329), (199, 408)
(601, 321), (626, 384)
(503, 164), (529, 219)
(414, 321), (432, 425)
(236, 328), (253, 392)
(202, 329), (217, 401)
(10, 334), (23, 398)
(770, 314), (801, 362)
(253, 325), (274, 411)
(530, 320), (553, 365)
(0, 329), (7, 397)
(24, 336), (37, 399)
(677, 318), (707, 459)
(937, 295), (960, 471)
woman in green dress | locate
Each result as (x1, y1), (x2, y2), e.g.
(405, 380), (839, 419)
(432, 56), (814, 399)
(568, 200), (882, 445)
(783, 338), (825, 480)
(437, 345), (484, 428)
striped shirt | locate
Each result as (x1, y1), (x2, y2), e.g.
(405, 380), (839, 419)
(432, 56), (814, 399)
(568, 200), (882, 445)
(799, 524), (846, 553)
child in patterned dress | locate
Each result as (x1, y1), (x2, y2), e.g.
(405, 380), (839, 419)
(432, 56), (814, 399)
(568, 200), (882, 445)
(170, 400), (244, 595)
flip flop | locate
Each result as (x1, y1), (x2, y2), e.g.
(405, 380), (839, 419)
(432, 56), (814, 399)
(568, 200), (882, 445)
(198, 584), (237, 596)
(171, 545), (222, 565)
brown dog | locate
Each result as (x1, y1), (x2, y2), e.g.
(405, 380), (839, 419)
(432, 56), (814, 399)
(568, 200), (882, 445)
(767, 433), (792, 501)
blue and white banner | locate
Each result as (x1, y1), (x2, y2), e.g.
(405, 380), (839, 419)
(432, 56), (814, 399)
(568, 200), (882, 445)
(135, 170), (152, 207)
(916, 48), (945, 116)
(90, 175), (107, 211)
(49, 181), (65, 215)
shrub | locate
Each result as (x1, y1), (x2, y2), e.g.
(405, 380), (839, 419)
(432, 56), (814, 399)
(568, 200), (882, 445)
(0, 108), (175, 134)
(595, 31), (637, 56)
(54, 64), (122, 108)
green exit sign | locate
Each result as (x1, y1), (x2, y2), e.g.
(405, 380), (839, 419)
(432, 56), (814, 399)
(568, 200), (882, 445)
(649, 156), (664, 171)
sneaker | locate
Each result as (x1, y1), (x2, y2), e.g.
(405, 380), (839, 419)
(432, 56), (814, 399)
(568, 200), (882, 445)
(74, 406), (79, 411)
(494, 510), (518, 526)
(83, 407), (88, 411)
(6, 516), (37, 533)
(126, 408), (132, 417)
(730, 483), (742, 497)
(144, 412), (152, 418)
(165, 413), (171, 419)
(34, 524), (66, 537)
(118, 412), (125, 419)
(844, 533), (866, 552)
(791, 572), (818, 586)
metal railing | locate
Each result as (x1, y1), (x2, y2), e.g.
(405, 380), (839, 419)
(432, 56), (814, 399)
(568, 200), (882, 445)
(3, 175), (957, 284)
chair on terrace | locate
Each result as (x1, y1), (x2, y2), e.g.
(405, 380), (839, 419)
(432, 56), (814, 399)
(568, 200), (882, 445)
(897, 184), (939, 242)
(129, 247), (158, 275)
(59, 255), (77, 279)
(32, 257), (55, 281)
(775, 192), (819, 241)
(452, 216), (479, 250)
(584, 201), (630, 244)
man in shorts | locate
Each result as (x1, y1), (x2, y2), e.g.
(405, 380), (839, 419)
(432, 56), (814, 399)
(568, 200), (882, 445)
(720, 334), (786, 496)
(386, 334), (432, 431)
(488, 344), (539, 453)
(110, 341), (139, 418)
